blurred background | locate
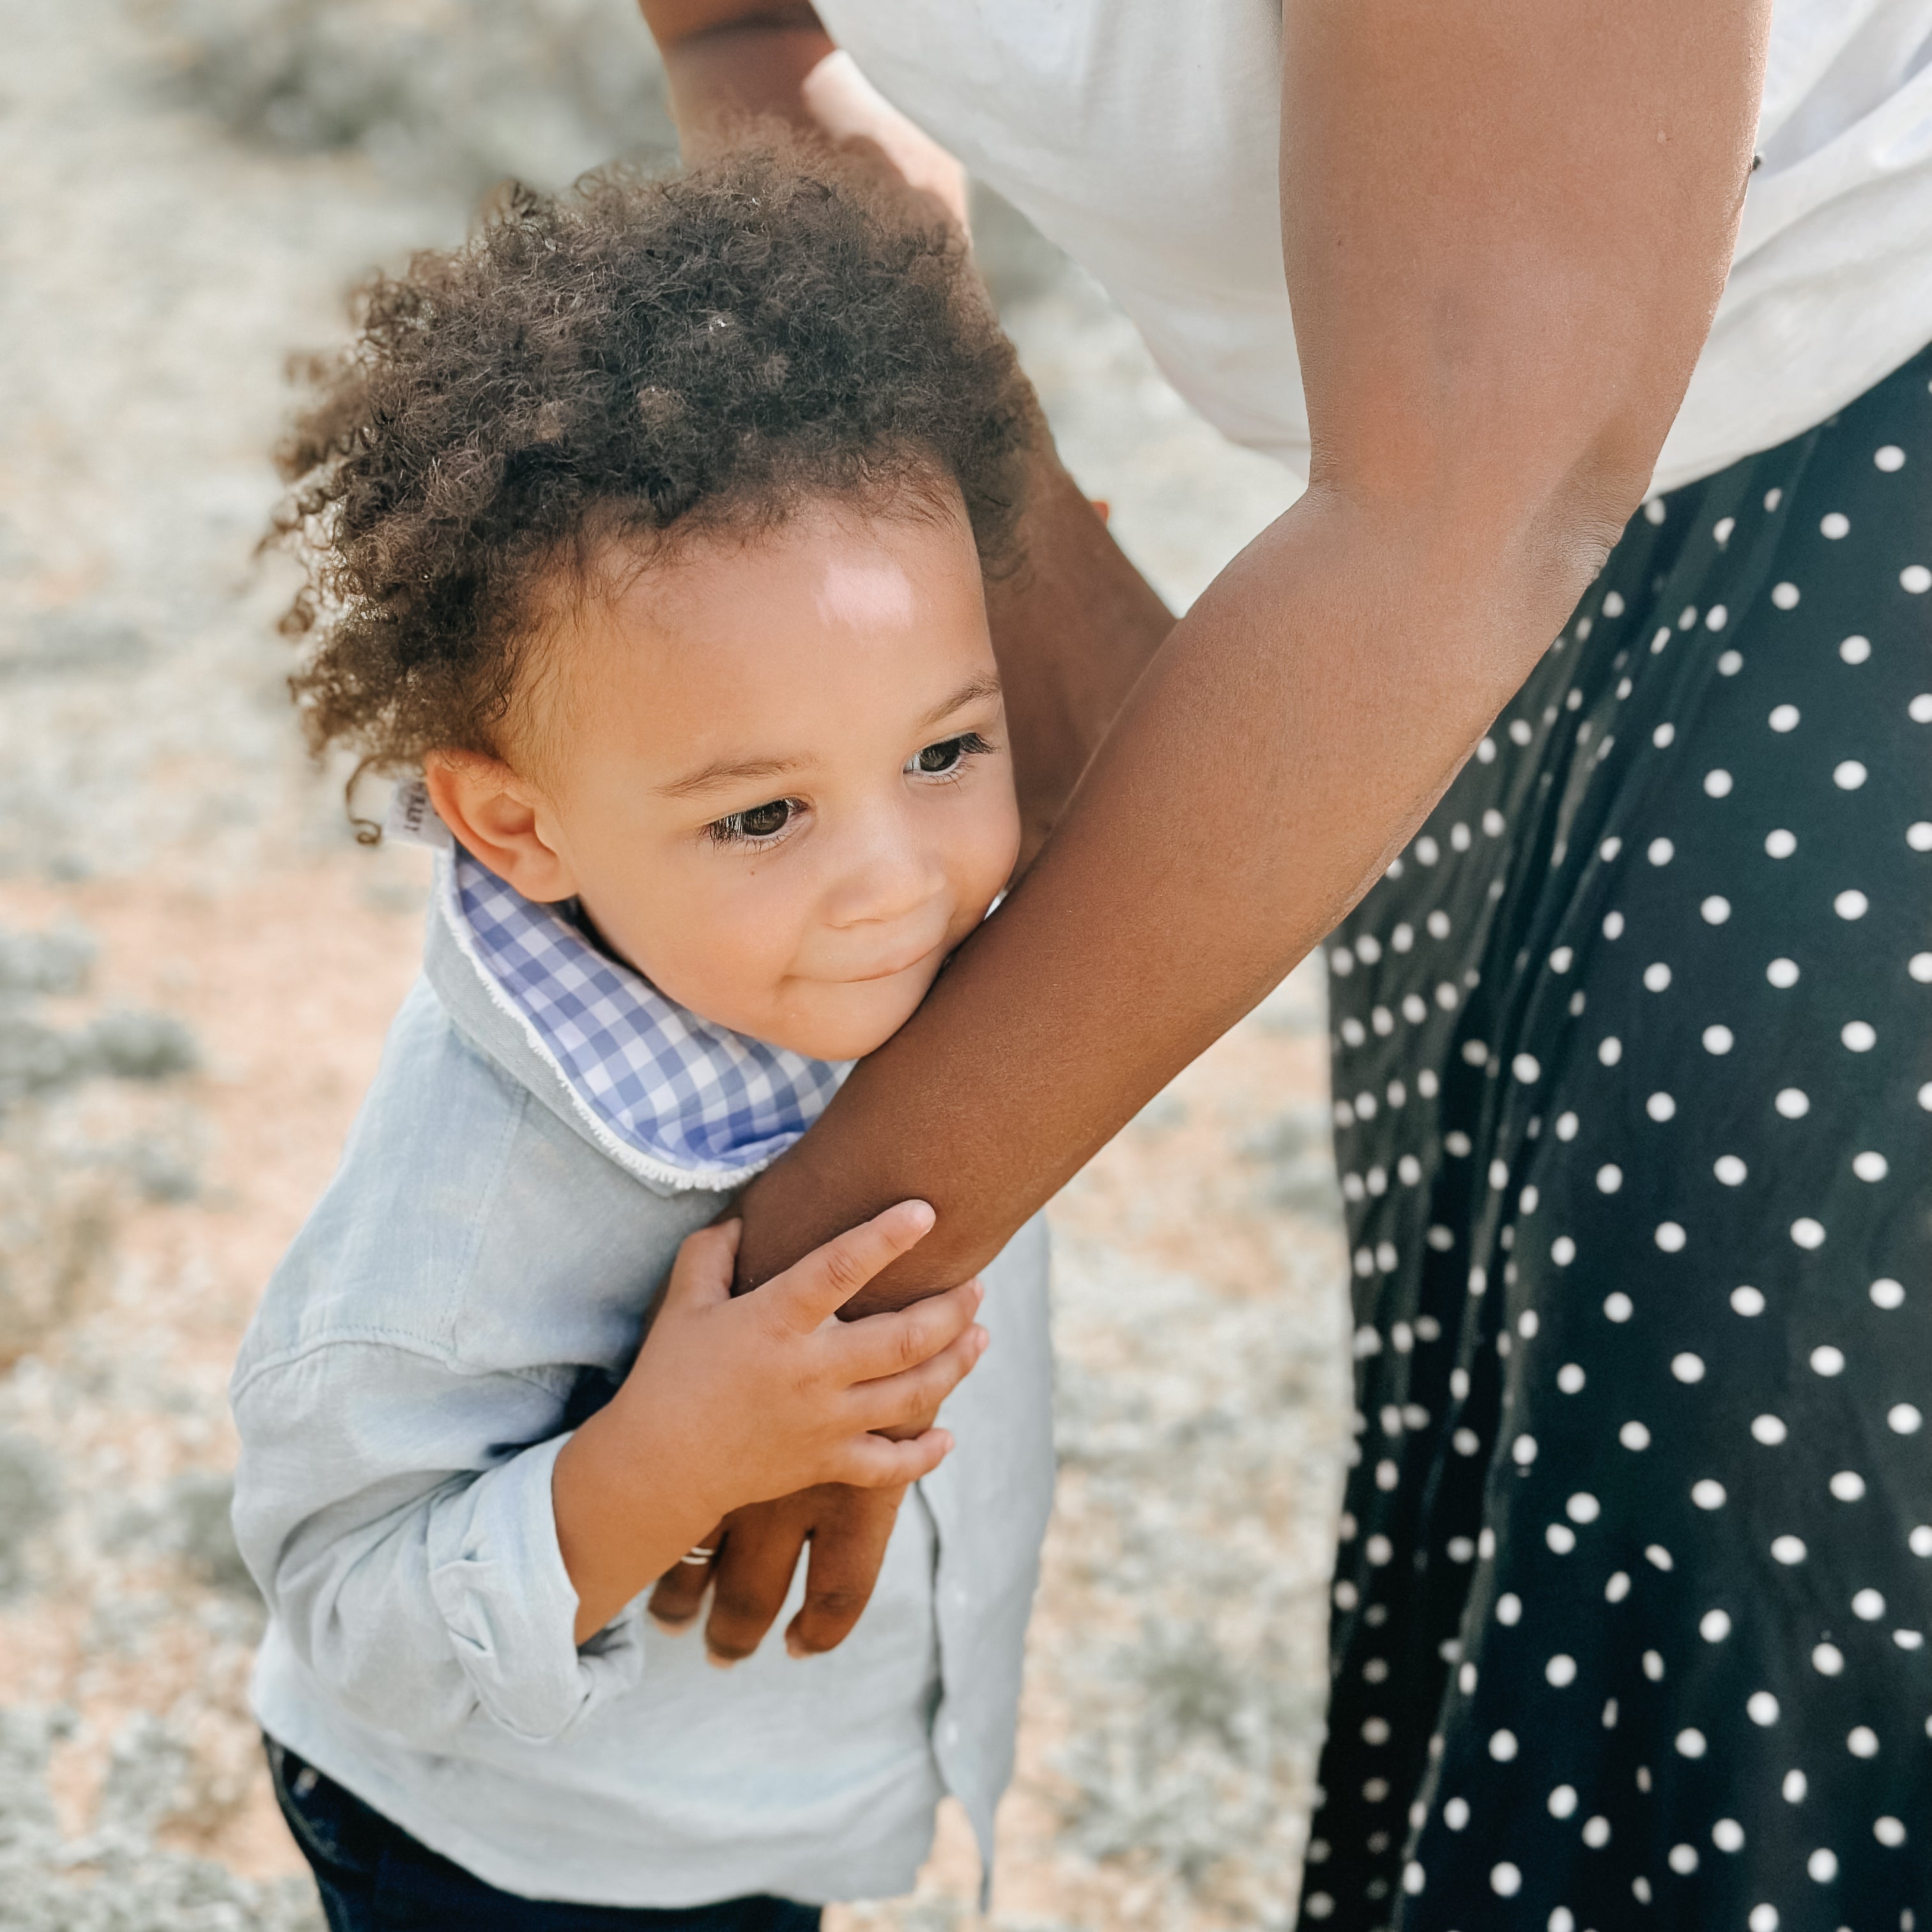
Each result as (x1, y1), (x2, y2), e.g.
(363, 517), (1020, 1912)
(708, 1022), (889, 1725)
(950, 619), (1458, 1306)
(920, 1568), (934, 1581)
(0, 4), (1350, 1927)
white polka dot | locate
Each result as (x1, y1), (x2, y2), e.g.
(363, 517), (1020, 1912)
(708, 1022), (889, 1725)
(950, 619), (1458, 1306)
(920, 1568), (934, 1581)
(1912, 1526), (1932, 1556)
(1701, 1608), (1733, 1641)
(1558, 1362), (1586, 1393)
(1652, 722), (1675, 749)
(1793, 1218), (1826, 1249)
(1704, 1023), (1736, 1054)
(1839, 634), (1872, 664)
(1643, 961), (1673, 991)
(1597, 1163), (1623, 1193)
(1362, 1715), (1392, 1744)
(1752, 1413), (1788, 1445)
(1552, 1236), (1577, 1266)
(1643, 498), (1667, 526)
(1703, 767), (1733, 797)
(1656, 1222), (1687, 1253)
(1912, 827), (1932, 854)
(1445, 1130), (1471, 1155)
(1672, 1351), (1705, 1383)
(1812, 1642), (1845, 1675)
(1700, 894), (1731, 924)
(1491, 1860), (1522, 1896)
(1922, 1080), (1932, 1109)
(1620, 1420), (1651, 1450)
(1567, 1492), (1600, 1523)
(1605, 1292), (1634, 1324)
(1545, 1653), (1578, 1687)
(1771, 1535), (1807, 1565)
(1783, 1770), (1807, 1802)
(1713, 1818), (1745, 1853)
(1482, 808), (1506, 836)
(1749, 1905), (1779, 1932)
(1913, 694), (1932, 723)
(1834, 889), (1869, 919)
(1647, 837), (1675, 866)
(1820, 511), (1850, 539)
(1853, 1151), (1889, 1181)
(1833, 759), (1867, 789)
(1770, 703), (1801, 731)
(1915, 949), (1932, 977)
(1489, 1729), (1518, 1762)
(1367, 1534), (1393, 1563)
(1766, 956), (1800, 987)
(1555, 1110), (1579, 1140)
(1692, 1478), (1726, 1509)
(1303, 1895), (1334, 1919)
(1811, 1344), (1845, 1376)
(1775, 1087), (1810, 1117)
(1732, 1285), (1766, 1316)
(1889, 1403), (1923, 1434)
(1807, 1848), (1839, 1883)
(1903, 564), (1932, 594)
(1853, 1588), (1886, 1620)
(1513, 1434), (1538, 1466)
(1829, 1471), (1866, 1501)
(1446, 1536), (1475, 1561)
(1494, 1591), (1524, 1626)
(1872, 1277), (1906, 1310)
(1715, 1154), (1748, 1185)
(1848, 1726), (1880, 1758)
(1402, 1861), (1425, 1895)
(1453, 1427), (1481, 1455)
(1718, 649), (1744, 675)
(1875, 445), (1906, 471)
(1747, 1690), (1781, 1726)
(1583, 1816), (1611, 1848)
(1598, 1034), (1622, 1064)
(1603, 910), (1625, 939)
(1606, 1572), (1631, 1603)
(1842, 1020), (1877, 1051)
(1678, 605), (1698, 630)
(1512, 1052), (1541, 1084)
(1772, 582), (1800, 610)
(1676, 1728), (1707, 1757)
(1766, 828), (1798, 859)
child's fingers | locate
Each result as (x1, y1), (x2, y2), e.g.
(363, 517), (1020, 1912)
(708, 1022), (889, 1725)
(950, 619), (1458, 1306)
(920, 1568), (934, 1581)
(760, 1200), (936, 1333)
(832, 1278), (983, 1384)
(664, 1220), (742, 1312)
(645, 1521), (724, 1633)
(848, 1326), (987, 1434)
(783, 1482), (909, 1658)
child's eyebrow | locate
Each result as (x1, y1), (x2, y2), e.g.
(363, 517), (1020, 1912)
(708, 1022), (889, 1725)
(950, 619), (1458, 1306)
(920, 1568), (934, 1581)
(915, 672), (1003, 732)
(659, 755), (805, 801)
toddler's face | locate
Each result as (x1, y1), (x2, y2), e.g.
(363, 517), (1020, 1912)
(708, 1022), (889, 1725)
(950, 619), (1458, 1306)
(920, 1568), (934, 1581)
(429, 498), (1019, 1061)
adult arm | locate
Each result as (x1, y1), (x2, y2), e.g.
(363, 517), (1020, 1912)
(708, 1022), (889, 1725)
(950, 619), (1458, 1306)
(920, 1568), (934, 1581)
(735, 0), (1770, 1308)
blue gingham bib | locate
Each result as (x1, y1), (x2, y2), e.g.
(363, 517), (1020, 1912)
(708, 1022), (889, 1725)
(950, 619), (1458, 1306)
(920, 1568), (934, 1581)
(388, 781), (848, 1183)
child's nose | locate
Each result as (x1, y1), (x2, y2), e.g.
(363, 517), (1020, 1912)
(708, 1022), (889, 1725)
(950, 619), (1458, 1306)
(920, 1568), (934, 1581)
(824, 816), (948, 929)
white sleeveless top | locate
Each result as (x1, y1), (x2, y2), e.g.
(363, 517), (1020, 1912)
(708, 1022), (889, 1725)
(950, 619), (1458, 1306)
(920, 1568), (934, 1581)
(815, 0), (1932, 493)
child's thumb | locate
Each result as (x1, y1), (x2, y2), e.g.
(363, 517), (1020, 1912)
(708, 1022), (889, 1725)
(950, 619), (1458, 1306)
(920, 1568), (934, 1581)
(665, 1219), (742, 1311)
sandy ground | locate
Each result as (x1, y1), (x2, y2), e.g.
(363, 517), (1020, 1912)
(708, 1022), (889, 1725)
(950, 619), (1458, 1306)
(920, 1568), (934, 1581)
(0, 6), (1346, 1928)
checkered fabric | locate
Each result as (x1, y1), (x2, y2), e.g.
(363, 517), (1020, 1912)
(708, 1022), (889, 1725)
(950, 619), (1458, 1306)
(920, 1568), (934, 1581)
(450, 844), (849, 1178)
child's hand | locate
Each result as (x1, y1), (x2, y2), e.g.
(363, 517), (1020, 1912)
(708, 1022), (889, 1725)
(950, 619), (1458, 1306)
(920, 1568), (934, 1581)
(553, 1202), (986, 1644)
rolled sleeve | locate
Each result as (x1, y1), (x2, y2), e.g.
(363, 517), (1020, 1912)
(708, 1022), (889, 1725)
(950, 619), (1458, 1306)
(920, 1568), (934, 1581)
(425, 1432), (643, 1741)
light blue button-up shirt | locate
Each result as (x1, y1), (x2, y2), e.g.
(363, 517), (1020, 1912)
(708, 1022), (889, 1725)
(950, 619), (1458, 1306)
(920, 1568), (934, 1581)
(231, 901), (1054, 1908)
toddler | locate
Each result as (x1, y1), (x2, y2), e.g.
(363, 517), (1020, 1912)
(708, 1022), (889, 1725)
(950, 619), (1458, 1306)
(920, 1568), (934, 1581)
(231, 152), (1054, 1929)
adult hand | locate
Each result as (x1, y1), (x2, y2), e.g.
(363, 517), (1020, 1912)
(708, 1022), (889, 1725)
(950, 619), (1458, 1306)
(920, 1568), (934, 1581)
(647, 1482), (908, 1664)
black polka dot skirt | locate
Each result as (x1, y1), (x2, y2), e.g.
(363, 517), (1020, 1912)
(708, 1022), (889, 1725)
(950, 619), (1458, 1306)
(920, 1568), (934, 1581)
(1300, 337), (1932, 1932)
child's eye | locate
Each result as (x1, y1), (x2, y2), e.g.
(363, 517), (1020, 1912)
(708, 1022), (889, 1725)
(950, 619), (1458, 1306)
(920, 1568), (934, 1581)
(709, 797), (796, 845)
(908, 732), (993, 778)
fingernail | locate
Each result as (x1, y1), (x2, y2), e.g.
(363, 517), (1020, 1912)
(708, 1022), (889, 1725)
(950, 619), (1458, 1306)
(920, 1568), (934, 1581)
(649, 1613), (696, 1636)
(705, 1650), (738, 1671)
(969, 1280), (985, 1307)
(905, 1200), (936, 1233)
(972, 1325), (990, 1354)
(785, 1630), (811, 1659)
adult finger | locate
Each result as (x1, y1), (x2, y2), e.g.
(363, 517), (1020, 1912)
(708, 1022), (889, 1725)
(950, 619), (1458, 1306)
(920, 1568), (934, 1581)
(831, 1427), (955, 1491)
(703, 1500), (811, 1666)
(847, 1326), (988, 1434)
(759, 1199), (936, 1332)
(645, 1519), (724, 1632)
(784, 1485), (906, 1658)
(831, 1278), (982, 1384)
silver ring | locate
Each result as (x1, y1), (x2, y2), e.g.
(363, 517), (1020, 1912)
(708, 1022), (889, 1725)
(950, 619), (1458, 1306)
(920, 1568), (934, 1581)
(679, 1545), (716, 1565)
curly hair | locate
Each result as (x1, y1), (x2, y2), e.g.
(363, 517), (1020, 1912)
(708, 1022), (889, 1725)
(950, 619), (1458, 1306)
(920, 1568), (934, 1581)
(272, 145), (1036, 785)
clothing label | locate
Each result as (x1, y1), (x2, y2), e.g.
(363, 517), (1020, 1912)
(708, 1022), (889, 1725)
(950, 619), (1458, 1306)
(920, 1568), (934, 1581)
(385, 778), (455, 853)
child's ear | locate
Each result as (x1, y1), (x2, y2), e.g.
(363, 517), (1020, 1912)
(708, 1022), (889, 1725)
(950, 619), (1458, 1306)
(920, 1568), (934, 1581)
(422, 751), (579, 903)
